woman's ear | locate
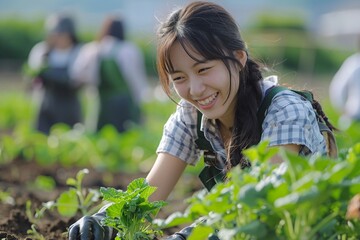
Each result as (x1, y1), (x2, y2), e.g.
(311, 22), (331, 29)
(234, 50), (247, 70)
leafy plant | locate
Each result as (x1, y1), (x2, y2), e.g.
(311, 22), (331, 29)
(25, 200), (46, 240)
(24, 170), (100, 239)
(60, 168), (101, 216)
(27, 224), (46, 240)
(32, 175), (56, 191)
(156, 141), (360, 239)
(0, 189), (14, 205)
(36, 168), (101, 218)
(101, 178), (167, 240)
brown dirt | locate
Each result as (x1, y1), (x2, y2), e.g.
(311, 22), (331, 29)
(0, 72), (202, 239)
(0, 158), (201, 240)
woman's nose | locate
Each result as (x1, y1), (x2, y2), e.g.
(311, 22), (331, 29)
(189, 77), (205, 97)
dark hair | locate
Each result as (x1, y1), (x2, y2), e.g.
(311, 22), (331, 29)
(157, 1), (264, 169)
(98, 16), (125, 41)
(46, 14), (79, 44)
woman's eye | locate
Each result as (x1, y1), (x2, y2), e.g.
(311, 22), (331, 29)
(199, 67), (211, 73)
(173, 76), (183, 82)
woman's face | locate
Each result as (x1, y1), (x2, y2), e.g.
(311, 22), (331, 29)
(168, 41), (243, 126)
(52, 32), (73, 49)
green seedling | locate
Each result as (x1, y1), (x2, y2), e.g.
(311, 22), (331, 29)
(25, 200), (46, 240)
(63, 168), (101, 216)
(32, 175), (56, 191)
(34, 168), (101, 219)
(24, 169), (102, 239)
(0, 189), (14, 205)
(27, 224), (46, 240)
(101, 178), (167, 240)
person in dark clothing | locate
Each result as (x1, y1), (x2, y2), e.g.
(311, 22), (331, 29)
(27, 14), (83, 134)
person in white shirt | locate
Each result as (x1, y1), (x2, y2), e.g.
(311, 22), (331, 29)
(329, 47), (360, 128)
(72, 16), (151, 133)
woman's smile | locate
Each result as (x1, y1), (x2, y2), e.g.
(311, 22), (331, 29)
(196, 92), (219, 109)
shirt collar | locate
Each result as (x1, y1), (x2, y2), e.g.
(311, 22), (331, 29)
(200, 114), (227, 161)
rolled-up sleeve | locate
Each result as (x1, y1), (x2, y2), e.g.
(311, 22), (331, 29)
(261, 91), (326, 155)
(156, 103), (201, 165)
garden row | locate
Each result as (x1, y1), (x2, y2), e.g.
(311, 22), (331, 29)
(1, 87), (360, 238)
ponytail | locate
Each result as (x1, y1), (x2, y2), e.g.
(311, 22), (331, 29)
(227, 57), (263, 169)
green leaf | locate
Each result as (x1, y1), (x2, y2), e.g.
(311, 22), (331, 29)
(274, 186), (320, 209)
(107, 202), (126, 218)
(153, 212), (193, 228)
(138, 186), (157, 200)
(76, 168), (89, 183)
(127, 178), (148, 192)
(243, 140), (278, 164)
(292, 172), (320, 192)
(267, 182), (289, 204)
(284, 151), (311, 177)
(100, 187), (125, 202)
(243, 148), (259, 162)
(186, 202), (209, 216)
(188, 225), (213, 240)
(34, 175), (56, 191)
(57, 189), (79, 217)
(325, 162), (352, 184)
(218, 220), (268, 239)
(66, 178), (77, 187)
(238, 184), (261, 207)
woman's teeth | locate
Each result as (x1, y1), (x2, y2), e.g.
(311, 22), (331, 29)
(197, 93), (218, 106)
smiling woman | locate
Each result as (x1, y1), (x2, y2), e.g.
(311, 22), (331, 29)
(168, 41), (243, 122)
(68, 1), (335, 239)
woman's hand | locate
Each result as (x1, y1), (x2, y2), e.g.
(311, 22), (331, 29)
(68, 205), (116, 240)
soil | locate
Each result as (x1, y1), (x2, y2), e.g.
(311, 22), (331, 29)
(0, 72), (202, 239)
(0, 158), (202, 240)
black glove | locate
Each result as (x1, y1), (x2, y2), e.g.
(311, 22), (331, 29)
(68, 205), (116, 240)
(164, 224), (219, 240)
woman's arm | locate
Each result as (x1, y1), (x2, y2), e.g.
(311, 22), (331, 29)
(70, 42), (99, 86)
(269, 144), (300, 164)
(146, 153), (188, 201)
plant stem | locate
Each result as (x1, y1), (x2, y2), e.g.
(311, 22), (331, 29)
(283, 210), (296, 239)
(307, 211), (337, 238)
(293, 211), (301, 237)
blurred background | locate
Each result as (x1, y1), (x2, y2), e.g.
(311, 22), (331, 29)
(1, 0), (359, 95)
(0, 0), (360, 168)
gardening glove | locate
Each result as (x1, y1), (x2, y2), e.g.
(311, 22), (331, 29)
(164, 224), (219, 240)
(164, 226), (194, 240)
(68, 204), (117, 240)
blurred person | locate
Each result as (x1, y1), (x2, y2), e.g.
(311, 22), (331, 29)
(72, 15), (151, 133)
(329, 38), (360, 129)
(26, 13), (83, 134)
(68, 2), (336, 239)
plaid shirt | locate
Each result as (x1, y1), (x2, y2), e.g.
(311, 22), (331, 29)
(156, 81), (327, 166)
